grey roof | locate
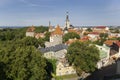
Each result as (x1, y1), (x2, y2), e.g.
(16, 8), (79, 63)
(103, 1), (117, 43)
(39, 44), (68, 53)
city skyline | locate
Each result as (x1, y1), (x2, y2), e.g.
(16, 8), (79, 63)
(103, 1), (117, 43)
(0, 0), (120, 26)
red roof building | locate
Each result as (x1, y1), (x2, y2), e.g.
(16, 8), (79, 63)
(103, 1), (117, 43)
(26, 25), (35, 32)
(51, 25), (63, 36)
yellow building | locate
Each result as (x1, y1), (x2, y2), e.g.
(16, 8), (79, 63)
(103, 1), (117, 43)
(56, 61), (76, 76)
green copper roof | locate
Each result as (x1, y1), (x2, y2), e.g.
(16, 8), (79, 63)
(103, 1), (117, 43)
(99, 50), (108, 59)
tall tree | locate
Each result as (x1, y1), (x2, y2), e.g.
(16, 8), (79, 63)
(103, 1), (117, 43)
(44, 32), (51, 41)
(22, 37), (39, 48)
(0, 45), (49, 80)
(67, 41), (100, 75)
(63, 32), (80, 42)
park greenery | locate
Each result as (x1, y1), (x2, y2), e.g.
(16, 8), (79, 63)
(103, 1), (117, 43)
(67, 41), (100, 75)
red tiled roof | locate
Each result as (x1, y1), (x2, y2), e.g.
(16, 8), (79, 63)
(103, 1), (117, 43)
(89, 32), (100, 35)
(51, 25), (63, 35)
(104, 40), (119, 46)
(68, 29), (81, 34)
(80, 36), (90, 41)
(65, 38), (78, 45)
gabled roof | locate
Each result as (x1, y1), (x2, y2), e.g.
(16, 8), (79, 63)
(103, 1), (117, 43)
(51, 25), (63, 35)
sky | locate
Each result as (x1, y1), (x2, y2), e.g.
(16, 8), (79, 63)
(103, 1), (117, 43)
(0, 0), (120, 26)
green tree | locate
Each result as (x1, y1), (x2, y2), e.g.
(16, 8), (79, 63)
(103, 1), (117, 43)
(100, 33), (108, 39)
(37, 38), (45, 47)
(86, 28), (92, 32)
(67, 41), (100, 75)
(0, 27), (54, 80)
(35, 26), (48, 33)
(0, 45), (49, 80)
(22, 37), (39, 48)
(94, 33), (108, 45)
(0, 28), (26, 41)
(44, 32), (51, 41)
(63, 32), (80, 42)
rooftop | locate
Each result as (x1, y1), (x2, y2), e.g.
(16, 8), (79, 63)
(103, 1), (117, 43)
(51, 25), (63, 35)
(26, 25), (35, 32)
(104, 40), (119, 46)
(39, 44), (68, 53)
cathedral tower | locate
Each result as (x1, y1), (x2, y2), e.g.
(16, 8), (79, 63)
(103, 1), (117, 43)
(65, 12), (70, 30)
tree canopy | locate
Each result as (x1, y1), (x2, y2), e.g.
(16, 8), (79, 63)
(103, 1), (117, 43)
(67, 41), (100, 75)
(86, 28), (92, 32)
(34, 26), (48, 33)
(93, 33), (108, 45)
(0, 28), (27, 41)
(0, 28), (52, 80)
(63, 32), (80, 42)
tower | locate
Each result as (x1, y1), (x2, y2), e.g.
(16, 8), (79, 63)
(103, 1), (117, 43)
(48, 21), (54, 32)
(65, 12), (70, 30)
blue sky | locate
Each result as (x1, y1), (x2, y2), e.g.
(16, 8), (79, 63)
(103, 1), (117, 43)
(0, 0), (120, 26)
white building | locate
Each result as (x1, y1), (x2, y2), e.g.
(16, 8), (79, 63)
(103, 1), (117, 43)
(45, 25), (63, 47)
(26, 26), (35, 37)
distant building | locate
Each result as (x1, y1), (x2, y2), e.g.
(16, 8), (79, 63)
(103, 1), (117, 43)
(26, 26), (47, 39)
(26, 25), (35, 37)
(93, 26), (109, 33)
(87, 32), (100, 41)
(104, 40), (120, 59)
(45, 25), (63, 47)
(48, 21), (55, 32)
(34, 33), (45, 39)
(64, 12), (70, 30)
(68, 28), (81, 35)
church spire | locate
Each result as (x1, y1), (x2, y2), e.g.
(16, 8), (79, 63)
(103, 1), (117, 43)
(66, 12), (69, 22)
(65, 12), (70, 30)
